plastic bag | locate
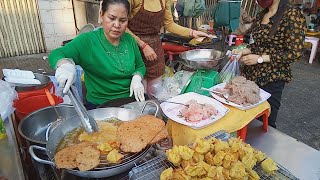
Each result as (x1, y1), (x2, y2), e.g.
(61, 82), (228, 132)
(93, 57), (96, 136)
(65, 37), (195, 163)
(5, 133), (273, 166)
(0, 80), (18, 120)
(219, 53), (240, 83)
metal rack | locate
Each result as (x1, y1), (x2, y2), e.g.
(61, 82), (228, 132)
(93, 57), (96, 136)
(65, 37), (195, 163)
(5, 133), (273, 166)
(128, 131), (299, 180)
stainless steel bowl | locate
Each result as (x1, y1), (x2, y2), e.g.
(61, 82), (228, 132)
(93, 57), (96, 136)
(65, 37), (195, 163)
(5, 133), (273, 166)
(179, 49), (223, 69)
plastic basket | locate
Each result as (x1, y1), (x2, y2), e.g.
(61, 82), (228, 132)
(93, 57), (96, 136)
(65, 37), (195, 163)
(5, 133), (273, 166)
(180, 70), (219, 96)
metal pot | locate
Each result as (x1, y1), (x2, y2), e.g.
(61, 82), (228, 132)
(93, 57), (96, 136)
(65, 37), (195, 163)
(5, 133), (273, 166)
(13, 73), (51, 92)
(18, 105), (77, 147)
(179, 49), (224, 69)
(29, 102), (159, 178)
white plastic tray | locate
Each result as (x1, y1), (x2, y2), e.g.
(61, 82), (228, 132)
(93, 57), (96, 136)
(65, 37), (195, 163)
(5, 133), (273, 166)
(209, 82), (271, 110)
(160, 92), (229, 129)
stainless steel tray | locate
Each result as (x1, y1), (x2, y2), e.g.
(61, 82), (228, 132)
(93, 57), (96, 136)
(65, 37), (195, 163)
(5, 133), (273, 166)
(128, 131), (299, 180)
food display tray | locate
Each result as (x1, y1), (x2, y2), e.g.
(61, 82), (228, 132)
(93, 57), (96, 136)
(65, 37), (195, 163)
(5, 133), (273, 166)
(128, 131), (299, 180)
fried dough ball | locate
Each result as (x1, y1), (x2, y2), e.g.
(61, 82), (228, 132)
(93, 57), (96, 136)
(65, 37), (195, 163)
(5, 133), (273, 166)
(213, 151), (226, 166)
(193, 138), (211, 154)
(254, 150), (266, 163)
(166, 147), (182, 166)
(242, 154), (257, 170)
(178, 146), (194, 161)
(173, 168), (191, 180)
(229, 161), (247, 179)
(261, 158), (278, 174)
(107, 149), (124, 163)
(160, 167), (173, 180)
(192, 152), (205, 163)
(248, 169), (260, 180)
(184, 163), (207, 177)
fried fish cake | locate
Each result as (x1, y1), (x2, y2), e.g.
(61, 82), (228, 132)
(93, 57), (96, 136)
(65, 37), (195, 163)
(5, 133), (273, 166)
(118, 115), (165, 153)
(55, 146), (78, 169)
(76, 146), (100, 171)
(54, 141), (97, 169)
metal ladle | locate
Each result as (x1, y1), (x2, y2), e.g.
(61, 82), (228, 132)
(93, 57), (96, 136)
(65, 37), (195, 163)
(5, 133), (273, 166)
(33, 90), (62, 137)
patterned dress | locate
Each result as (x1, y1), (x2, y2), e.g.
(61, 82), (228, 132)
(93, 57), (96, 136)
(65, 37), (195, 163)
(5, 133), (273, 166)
(244, 4), (307, 87)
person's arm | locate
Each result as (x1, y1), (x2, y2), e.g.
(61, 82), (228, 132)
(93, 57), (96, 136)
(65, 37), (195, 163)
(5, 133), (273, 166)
(131, 36), (146, 77)
(48, 34), (88, 68)
(163, 0), (191, 37)
(267, 8), (306, 64)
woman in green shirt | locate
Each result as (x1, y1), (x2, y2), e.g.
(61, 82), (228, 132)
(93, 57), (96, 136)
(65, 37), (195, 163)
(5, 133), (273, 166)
(49, 0), (146, 109)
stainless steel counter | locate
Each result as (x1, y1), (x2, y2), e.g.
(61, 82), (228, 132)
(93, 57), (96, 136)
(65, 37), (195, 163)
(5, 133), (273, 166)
(247, 121), (320, 180)
(0, 115), (25, 180)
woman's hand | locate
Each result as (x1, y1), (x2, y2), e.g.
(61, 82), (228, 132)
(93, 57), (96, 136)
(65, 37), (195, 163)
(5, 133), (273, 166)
(142, 45), (157, 61)
(191, 30), (210, 38)
(240, 54), (260, 65)
(228, 48), (252, 61)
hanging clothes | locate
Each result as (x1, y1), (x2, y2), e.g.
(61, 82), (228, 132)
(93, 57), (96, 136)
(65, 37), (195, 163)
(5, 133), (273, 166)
(212, 1), (241, 32)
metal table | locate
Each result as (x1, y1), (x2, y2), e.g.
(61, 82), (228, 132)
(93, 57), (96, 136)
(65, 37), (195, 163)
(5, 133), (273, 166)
(246, 121), (320, 180)
(0, 115), (25, 180)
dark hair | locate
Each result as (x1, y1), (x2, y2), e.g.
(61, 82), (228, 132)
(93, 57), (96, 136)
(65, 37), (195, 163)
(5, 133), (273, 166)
(268, 0), (289, 36)
(101, 0), (130, 15)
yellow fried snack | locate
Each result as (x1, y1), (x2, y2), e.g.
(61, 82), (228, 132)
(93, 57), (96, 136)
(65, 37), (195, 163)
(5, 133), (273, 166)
(166, 148), (182, 166)
(178, 146), (194, 161)
(248, 169), (260, 180)
(193, 138), (211, 154)
(213, 151), (226, 166)
(261, 158), (278, 174)
(160, 167), (173, 180)
(204, 152), (215, 166)
(254, 150), (266, 163)
(215, 166), (225, 180)
(173, 168), (191, 180)
(214, 140), (229, 153)
(242, 154), (257, 170)
(184, 163), (207, 177)
(199, 161), (211, 172)
(230, 161), (247, 179)
(222, 168), (231, 180)
(192, 152), (205, 163)
(223, 152), (236, 169)
(97, 142), (113, 153)
(181, 159), (194, 169)
(107, 149), (124, 163)
(206, 165), (217, 178)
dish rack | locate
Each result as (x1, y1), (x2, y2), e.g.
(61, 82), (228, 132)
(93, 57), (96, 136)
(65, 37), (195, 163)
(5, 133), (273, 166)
(128, 131), (299, 180)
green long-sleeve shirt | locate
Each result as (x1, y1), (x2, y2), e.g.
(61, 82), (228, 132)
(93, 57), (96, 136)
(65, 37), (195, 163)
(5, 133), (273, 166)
(49, 28), (146, 105)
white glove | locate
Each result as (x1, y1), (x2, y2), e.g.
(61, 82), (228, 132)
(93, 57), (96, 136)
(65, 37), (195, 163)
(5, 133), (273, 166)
(55, 63), (76, 94)
(130, 75), (145, 102)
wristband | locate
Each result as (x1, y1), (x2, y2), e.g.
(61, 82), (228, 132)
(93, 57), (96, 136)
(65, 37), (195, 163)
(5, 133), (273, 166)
(141, 43), (148, 50)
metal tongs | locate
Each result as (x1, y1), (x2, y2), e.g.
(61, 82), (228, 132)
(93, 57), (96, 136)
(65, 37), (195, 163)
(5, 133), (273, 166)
(67, 86), (99, 133)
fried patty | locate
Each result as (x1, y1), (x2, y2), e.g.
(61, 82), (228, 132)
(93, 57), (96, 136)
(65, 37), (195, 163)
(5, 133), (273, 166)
(117, 115), (165, 153)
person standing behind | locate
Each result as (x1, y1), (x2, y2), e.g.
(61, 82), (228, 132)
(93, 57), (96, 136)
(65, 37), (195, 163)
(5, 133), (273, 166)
(231, 0), (306, 128)
(49, 0), (146, 110)
(126, 0), (210, 94)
